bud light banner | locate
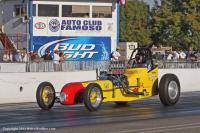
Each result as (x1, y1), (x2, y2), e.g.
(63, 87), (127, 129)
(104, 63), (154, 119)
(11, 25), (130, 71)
(32, 36), (111, 61)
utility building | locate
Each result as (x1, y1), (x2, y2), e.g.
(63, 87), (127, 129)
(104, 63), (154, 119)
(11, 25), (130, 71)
(0, 0), (121, 60)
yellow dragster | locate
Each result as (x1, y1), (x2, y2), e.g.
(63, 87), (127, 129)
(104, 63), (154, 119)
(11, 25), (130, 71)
(36, 47), (181, 111)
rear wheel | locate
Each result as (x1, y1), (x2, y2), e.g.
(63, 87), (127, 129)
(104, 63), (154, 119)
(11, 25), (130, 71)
(159, 74), (180, 106)
(36, 82), (55, 110)
(83, 84), (103, 112)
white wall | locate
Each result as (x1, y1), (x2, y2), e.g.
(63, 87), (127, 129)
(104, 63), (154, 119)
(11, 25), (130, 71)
(159, 69), (200, 92)
(0, 71), (96, 104)
(0, 69), (199, 104)
(0, 63), (26, 72)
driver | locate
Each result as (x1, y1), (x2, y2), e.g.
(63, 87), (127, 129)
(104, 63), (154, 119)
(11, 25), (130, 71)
(134, 53), (147, 68)
(136, 54), (144, 64)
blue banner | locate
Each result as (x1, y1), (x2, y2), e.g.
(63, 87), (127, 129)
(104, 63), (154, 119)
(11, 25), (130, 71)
(32, 36), (111, 61)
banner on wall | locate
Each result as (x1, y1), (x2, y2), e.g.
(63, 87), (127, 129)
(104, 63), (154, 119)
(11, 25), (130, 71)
(32, 36), (111, 61)
(33, 18), (115, 36)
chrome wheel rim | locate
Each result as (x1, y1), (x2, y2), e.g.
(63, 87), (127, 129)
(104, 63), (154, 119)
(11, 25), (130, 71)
(168, 81), (178, 100)
(42, 86), (54, 106)
(90, 87), (102, 108)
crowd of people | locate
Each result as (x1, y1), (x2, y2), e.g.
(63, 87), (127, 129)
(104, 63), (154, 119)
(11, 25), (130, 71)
(154, 48), (200, 62)
(1, 49), (68, 71)
(1, 49), (66, 64)
(2, 48), (28, 62)
(2, 47), (200, 63)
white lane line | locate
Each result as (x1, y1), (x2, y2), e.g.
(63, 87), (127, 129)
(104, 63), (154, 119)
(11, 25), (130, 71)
(109, 122), (200, 133)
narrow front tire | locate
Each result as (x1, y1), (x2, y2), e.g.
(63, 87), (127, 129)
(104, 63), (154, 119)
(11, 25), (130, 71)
(83, 83), (103, 112)
(36, 82), (55, 110)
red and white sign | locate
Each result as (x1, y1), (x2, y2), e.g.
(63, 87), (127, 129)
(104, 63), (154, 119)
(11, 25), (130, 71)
(35, 22), (46, 29)
(120, 0), (126, 5)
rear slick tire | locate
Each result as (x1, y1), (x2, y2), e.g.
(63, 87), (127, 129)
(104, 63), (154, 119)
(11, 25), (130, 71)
(159, 74), (180, 106)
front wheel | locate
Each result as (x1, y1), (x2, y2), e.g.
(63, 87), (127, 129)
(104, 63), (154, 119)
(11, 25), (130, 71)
(36, 82), (55, 110)
(159, 74), (180, 106)
(83, 83), (103, 112)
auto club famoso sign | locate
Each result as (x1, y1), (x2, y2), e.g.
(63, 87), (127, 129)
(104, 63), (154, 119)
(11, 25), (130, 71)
(48, 19), (102, 32)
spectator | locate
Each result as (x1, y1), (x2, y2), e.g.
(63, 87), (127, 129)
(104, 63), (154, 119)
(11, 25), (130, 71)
(30, 52), (41, 63)
(58, 51), (65, 71)
(28, 51), (33, 62)
(173, 50), (179, 61)
(195, 48), (200, 61)
(59, 51), (65, 63)
(53, 50), (60, 71)
(9, 50), (13, 62)
(29, 51), (34, 61)
(187, 47), (193, 60)
(3, 51), (9, 62)
(167, 51), (173, 61)
(14, 50), (22, 62)
(42, 50), (52, 61)
(111, 47), (121, 61)
(186, 47), (198, 61)
(3, 50), (13, 62)
(179, 50), (186, 60)
(190, 53), (198, 62)
(164, 50), (169, 60)
(21, 48), (28, 62)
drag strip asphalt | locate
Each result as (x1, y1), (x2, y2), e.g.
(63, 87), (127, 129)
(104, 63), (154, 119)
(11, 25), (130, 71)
(1, 91), (200, 133)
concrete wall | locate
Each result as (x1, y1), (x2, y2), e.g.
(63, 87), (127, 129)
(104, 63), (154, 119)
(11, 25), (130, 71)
(159, 69), (200, 92)
(0, 63), (26, 72)
(0, 69), (199, 104)
(0, 71), (96, 104)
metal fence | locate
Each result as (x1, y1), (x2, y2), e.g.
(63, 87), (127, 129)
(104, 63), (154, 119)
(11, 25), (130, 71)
(26, 60), (200, 72)
(158, 61), (200, 69)
(27, 61), (111, 72)
(1, 57), (200, 72)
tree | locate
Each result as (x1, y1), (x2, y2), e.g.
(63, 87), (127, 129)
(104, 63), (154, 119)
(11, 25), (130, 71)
(120, 0), (152, 46)
(151, 0), (200, 49)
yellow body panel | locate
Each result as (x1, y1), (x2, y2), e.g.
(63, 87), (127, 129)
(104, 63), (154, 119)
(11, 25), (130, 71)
(83, 67), (158, 103)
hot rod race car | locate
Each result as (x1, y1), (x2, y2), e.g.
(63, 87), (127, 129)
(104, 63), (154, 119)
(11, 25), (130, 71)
(36, 47), (181, 111)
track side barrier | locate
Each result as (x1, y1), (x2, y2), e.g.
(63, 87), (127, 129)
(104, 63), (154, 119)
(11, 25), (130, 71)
(0, 69), (199, 104)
